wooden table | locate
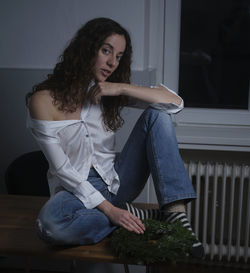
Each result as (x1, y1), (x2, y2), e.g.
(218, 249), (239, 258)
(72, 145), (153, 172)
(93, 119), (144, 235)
(0, 194), (123, 264)
(0, 195), (166, 273)
(1, 195), (247, 273)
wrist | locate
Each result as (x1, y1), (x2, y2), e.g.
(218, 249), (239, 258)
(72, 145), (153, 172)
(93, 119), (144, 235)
(119, 83), (130, 96)
(97, 200), (114, 215)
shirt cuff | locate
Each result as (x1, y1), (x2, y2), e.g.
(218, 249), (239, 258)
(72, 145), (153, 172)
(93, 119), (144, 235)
(73, 184), (106, 209)
(150, 83), (184, 114)
(150, 100), (184, 114)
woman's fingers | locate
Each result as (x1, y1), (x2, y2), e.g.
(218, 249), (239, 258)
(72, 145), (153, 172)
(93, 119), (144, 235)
(97, 201), (145, 234)
(130, 214), (145, 233)
(106, 206), (145, 234)
(88, 82), (122, 104)
(126, 221), (145, 234)
(120, 212), (145, 234)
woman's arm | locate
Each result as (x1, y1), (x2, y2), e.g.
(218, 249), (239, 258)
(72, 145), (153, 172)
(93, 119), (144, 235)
(28, 91), (145, 233)
(28, 92), (106, 209)
(97, 200), (145, 234)
(31, 129), (144, 232)
(89, 82), (182, 106)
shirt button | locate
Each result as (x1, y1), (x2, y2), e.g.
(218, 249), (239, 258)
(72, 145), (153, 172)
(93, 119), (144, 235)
(86, 134), (89, 137)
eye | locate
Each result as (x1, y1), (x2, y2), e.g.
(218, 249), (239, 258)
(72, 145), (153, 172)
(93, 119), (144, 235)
(102, 48), (110, 55)
(116, 55), (123, 62)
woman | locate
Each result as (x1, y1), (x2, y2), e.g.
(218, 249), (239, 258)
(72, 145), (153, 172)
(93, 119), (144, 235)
(26, 17), (203, 258)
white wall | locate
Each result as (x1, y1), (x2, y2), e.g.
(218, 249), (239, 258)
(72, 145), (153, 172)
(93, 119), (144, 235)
(0, 0), (164, 71)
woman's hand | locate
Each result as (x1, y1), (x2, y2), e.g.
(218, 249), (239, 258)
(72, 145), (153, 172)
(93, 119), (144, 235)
(97, 200), (145, 234)
(89, 82), (125, 104)
(89, 82), (182, 106)
(107, 206), (145, 234)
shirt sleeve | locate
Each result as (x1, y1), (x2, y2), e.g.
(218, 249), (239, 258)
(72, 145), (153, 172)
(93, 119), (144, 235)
(127, 83), (184, 114)
(28, 120), (105, 209)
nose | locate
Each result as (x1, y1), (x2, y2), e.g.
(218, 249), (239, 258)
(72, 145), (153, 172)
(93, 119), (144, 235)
(107, 55), (117, 68)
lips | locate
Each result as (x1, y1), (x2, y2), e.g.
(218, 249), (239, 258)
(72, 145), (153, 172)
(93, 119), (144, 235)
(101, 69), (112, 78)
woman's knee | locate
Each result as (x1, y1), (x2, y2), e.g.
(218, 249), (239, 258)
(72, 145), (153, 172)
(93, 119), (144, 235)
(142, 107), (175, 133)
(37, 206), (114, 245)
(143, 107), (172, 123)
(36, 191), (85, 244)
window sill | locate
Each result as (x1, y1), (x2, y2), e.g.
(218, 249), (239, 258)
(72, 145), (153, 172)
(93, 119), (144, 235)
(175, 123), (250, 152)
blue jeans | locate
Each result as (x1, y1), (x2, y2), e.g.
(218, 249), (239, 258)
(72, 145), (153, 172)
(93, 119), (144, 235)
(37, 107), (196, 245)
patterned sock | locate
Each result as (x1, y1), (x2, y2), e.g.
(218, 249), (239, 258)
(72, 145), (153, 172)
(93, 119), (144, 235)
(125, 203), (164, 220)
(164, 212), (204, 258)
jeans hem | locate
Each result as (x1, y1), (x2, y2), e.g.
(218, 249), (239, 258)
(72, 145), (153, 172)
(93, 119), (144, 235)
(159, 193), (197, 209)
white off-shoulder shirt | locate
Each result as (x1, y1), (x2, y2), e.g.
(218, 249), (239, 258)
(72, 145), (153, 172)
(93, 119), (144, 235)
(26, 84), (184, 209)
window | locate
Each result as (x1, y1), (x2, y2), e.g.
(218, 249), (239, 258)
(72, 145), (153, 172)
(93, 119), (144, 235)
(179, 0), (250, 110)
(163, 0), (250, 151)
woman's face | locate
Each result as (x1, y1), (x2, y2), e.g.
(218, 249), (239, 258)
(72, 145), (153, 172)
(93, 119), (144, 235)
(92, 34), (126, 82)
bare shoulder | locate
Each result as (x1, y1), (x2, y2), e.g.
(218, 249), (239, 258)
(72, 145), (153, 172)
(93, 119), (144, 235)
(29, 90), (56, 120)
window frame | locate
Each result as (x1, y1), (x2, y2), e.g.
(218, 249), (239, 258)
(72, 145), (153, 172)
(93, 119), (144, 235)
(163, 0), (250, 151)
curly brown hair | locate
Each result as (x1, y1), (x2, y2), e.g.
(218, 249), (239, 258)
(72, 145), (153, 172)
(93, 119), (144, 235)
(26, 17), (132, 131)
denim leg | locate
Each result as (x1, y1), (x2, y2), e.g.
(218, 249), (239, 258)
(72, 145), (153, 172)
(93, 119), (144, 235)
(37, 169), (116, 245)
(113, 107), (196, 208)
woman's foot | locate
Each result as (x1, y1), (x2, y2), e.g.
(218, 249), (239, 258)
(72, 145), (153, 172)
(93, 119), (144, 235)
(163, 212), (204, 258)
(125, 203), (204, 258)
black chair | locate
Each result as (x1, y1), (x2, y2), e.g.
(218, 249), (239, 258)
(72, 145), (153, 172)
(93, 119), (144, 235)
(5, 151), (50, 196)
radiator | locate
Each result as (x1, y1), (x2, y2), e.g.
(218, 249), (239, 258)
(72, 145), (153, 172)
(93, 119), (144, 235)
(185, 161), (250, 264)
